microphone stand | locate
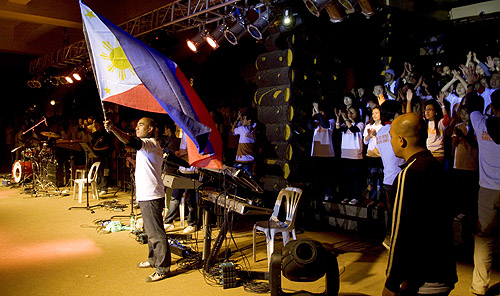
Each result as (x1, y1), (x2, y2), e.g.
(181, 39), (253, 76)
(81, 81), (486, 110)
(69, 145), (103, 213)
(109, 160), (139, 222)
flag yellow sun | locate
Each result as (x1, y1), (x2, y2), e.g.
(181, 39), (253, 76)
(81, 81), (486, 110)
(100, 41), (135, 81)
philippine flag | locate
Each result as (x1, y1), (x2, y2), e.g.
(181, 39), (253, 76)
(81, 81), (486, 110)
(79, 1), (222, 169)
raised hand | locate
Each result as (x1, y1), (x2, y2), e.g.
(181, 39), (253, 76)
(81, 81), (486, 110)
(486, 56), (496, 70)
(406, 89), (413, 102)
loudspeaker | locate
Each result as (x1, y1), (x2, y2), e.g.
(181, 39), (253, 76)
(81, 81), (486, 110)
(47, 160), (68, 187)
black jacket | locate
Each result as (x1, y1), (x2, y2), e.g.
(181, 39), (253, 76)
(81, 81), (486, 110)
(385, 150), (458, 292)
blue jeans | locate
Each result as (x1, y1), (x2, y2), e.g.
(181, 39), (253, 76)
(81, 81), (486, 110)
(164, 189), (197, 226)
(139, 198), (171, 274)
(472, 187), (500, 294)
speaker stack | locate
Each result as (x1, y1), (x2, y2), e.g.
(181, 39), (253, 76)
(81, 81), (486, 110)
(255, 29), (340, 192)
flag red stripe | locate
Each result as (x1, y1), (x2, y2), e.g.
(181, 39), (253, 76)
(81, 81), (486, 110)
(102, 84), (166, 114)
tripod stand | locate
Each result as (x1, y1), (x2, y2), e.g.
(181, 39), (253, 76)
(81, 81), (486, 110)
(69, 143), (103, 213)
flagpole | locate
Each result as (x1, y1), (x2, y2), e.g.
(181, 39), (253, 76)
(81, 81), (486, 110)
(81, 20), (110, 128)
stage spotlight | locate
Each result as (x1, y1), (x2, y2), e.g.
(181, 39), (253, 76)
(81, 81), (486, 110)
(247, 8), (272, 40)
(280, 7), (302, 31)
(186, 30), (206, 53)
(27, 79), (42, 88)
(57, 76), (69, 85)
(224, 16), (248, 45)
(338, 0), (357, 14)
(49, 76), (59, 86)
(303, 0), (332, 17)
(269, 240), (339, 295)
(325, 1), (345, 23)
(205, 24), (227, 49)
(64, 76), (74, 84)
(282, 8), (294, 26)
(72, 67), (86, 81)
(358, 0), (375, 18)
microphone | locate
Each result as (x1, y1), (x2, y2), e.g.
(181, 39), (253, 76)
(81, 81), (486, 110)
(43, 117), (48, 126)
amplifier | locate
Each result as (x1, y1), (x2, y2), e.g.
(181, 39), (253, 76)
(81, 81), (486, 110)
(47, 161), (69, 187)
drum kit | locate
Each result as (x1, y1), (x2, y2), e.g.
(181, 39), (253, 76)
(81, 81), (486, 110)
(11, 130), (61, 196)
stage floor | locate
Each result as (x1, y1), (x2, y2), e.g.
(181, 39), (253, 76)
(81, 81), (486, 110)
(0, 183), (498, 296)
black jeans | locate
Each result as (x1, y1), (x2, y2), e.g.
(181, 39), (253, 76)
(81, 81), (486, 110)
(139, 198), (171, 274)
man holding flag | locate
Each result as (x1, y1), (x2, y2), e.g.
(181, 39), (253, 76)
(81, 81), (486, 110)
(105, 117), (171, 282)
(80, 0), (224, 282)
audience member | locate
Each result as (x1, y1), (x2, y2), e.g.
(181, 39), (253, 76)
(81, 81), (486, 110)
(466, 90), (500, 296)
(336, 106), (365, 205)
(363, 106), (384, 207)
(231, 109), (257, 176)
(376, 100), (405, 248)
(383, 113), (457, 296)
(163, 130), (198, 234)
(308, 102), (337, 201)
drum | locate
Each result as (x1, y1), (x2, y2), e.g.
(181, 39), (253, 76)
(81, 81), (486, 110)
(22, 148), (37, 158)
(12, 161), (33, 183)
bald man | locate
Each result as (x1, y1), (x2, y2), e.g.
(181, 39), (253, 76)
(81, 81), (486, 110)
(105, 117), (171, 282)
(383, 113), (457, 296)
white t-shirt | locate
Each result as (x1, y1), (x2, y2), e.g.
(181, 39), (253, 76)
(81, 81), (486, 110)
(385, 80), (397, 100)
(481, 87), (499, 114)
(135, 138), (165, 201)
(311, 119), (335, 157)
(376, 124), (405, 185)
(445, 93), (463, 118)
(470, 111), (500, 190)
(340, 122), (364, 160)
(233, 123), (256, 163)
(363, 122), (383, 157)
(426, 119), (446, 158)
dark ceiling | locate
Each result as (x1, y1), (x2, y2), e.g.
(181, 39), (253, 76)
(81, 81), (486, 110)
(0, 0), (498, 124)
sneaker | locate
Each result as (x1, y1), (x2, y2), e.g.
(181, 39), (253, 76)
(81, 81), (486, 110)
(348, 198), (359, 205)
(164, 223), (174, 231)
(183, 225), (196, 234)
(382, 235), (391, 250)
(145, 271), (168, 282)
(137, 261), (153, 268)
(341, 198), (351, 204)
(470, 286), (486, 295)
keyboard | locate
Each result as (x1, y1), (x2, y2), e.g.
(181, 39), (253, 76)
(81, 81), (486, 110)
(200, 189), (272, 216)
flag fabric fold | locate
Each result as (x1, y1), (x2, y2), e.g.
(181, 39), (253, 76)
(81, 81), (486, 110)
(79, 1), (222, 169)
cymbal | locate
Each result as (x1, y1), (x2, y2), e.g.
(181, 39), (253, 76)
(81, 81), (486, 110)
(40, 131), (61, 138)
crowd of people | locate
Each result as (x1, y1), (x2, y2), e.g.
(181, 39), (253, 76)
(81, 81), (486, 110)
(308, 51), (500, 296)
(309, 53), (499, 216)
(3, 50), (500, 292)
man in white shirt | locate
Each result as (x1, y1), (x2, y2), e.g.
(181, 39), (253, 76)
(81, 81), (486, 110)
(105, 117), (171, 283)
(481, 72), (500, 114)
(384, 69), (399, 100)
(468, 90), (500, 295)
(231, 110), (257, 176)
(376, 100), (405, 248)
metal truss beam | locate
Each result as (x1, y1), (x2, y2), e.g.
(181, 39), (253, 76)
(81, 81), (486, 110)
(29, 0), (243, 73)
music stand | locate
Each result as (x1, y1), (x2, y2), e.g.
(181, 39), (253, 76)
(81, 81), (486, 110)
(109, 157), (139, 222)
(69, 143), (102, 213)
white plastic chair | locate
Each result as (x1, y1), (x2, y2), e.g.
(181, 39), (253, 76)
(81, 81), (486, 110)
(252, 187), (303, 266)
(73, 161), (101, 203)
